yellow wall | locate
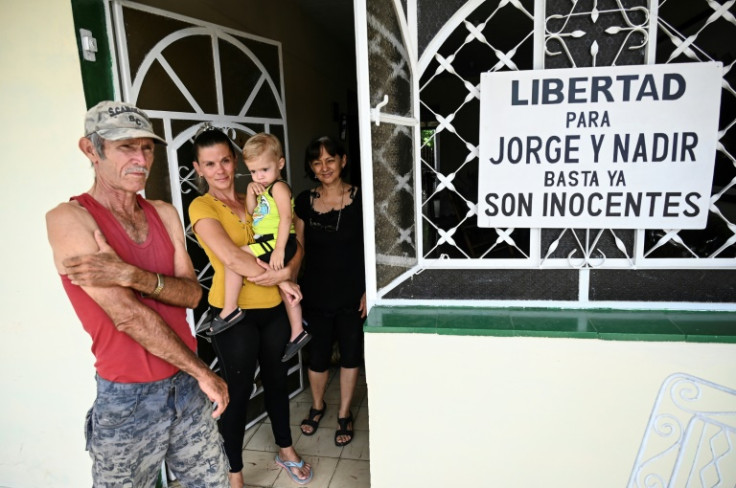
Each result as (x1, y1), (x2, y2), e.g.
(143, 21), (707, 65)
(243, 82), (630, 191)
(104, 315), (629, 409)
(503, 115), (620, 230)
(365, 333), (736, 487)
(0, 1), (94, 486)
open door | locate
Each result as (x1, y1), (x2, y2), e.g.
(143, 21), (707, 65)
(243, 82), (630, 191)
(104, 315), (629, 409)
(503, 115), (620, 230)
(355, 0), (420, 306)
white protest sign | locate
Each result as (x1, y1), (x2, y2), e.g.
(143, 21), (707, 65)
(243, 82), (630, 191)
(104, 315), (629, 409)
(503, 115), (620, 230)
(477, 62), (722, 229)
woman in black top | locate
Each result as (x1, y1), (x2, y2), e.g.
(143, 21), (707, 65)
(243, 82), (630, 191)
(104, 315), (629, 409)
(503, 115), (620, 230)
(294, 136), (365, 447)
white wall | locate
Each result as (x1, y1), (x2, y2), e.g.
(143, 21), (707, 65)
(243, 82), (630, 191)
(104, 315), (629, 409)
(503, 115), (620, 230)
(365, 333), (736, 488)
(0, 2), (95, 487)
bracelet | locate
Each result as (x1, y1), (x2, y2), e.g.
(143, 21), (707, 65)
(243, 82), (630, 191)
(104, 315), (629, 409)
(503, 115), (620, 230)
(143, 273), (165, 298)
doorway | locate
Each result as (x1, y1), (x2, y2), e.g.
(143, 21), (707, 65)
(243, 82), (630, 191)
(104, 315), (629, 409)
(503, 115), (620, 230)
(71, 0), (360, 428)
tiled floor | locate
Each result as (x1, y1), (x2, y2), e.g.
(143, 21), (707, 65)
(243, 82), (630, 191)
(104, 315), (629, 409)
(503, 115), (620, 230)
(169, 367), (370, 487)
(242, 366), (370, 488)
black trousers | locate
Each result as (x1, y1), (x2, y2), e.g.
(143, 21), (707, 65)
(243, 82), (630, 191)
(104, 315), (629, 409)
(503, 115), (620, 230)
(210, 303), (291, 472)
(304, 306), (365, 372)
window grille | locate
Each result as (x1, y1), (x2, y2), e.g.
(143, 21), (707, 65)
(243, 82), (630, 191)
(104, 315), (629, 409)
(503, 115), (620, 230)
(359, 0), (736, 306)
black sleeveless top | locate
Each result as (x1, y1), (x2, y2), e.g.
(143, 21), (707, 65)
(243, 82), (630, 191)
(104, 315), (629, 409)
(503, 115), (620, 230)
(294, 186), (365, 311)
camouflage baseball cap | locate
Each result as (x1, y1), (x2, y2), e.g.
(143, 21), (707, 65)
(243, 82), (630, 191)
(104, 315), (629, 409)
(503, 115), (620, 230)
(84, 101), (167, 145)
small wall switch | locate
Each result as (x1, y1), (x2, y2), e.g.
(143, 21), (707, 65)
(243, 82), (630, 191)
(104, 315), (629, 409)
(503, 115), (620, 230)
(79, 29), (98, 62)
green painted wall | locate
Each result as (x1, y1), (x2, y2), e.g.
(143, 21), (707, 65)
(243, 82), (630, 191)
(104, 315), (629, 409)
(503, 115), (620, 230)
(71, 0), (115, 107)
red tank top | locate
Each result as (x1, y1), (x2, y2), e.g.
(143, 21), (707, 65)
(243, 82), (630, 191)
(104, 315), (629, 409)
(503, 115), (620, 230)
(60, 193), (196, 383)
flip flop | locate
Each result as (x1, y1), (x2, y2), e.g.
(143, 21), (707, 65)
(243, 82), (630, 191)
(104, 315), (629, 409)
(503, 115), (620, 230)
(335, 411), (354, 447)
(275, 454), (313, 485)
(300, 403), (326, 436)
(206, 308), (245, 336)
(281, 330), (312, 362)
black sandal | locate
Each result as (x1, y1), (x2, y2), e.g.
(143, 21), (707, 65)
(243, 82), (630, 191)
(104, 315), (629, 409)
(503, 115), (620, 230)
(335, 411), (354, 447)
(300, 403), (326, 436)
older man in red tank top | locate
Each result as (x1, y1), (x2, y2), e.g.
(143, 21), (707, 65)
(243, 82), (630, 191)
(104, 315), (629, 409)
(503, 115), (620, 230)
(46, 101), (230, 487)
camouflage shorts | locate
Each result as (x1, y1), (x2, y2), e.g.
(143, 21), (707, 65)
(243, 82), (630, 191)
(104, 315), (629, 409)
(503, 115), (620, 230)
(86, 371), (229, 487)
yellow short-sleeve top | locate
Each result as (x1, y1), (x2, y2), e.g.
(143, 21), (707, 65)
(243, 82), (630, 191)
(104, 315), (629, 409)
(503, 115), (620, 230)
(189, 193), (281, 309)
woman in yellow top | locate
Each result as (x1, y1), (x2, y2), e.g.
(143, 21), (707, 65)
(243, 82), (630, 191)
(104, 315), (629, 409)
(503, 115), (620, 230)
(188, 126), (312, 487)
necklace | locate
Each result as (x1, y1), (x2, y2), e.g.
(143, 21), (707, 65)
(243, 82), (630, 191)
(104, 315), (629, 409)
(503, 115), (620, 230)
(311, 183), (345, 232)
(334, 184), (344, 232)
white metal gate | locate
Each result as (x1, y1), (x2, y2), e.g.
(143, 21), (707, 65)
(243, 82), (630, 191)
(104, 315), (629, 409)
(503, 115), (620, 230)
(108, 0), (300, 423)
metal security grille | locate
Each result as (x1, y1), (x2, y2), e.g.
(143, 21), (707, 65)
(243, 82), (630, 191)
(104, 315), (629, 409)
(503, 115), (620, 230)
(420, 0), (735, 268)
(110, 0), (300, 426)
(111, 1), (290, 311)
(359, 0), (736, 306)
(420, 0), (536, 263)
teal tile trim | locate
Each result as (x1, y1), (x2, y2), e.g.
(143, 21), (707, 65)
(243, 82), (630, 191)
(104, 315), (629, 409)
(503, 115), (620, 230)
(364, 306), (736, 343)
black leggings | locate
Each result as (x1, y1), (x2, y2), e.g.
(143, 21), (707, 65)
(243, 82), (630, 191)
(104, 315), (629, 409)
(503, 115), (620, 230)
(304, 307), (365, 372)
(210, 303), (291, 473)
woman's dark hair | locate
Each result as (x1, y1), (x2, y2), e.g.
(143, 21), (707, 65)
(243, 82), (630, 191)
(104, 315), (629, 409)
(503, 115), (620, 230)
(192, 125), (240, 193)
(304, 136), (347, 181)
(192, 126), (238, 163)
